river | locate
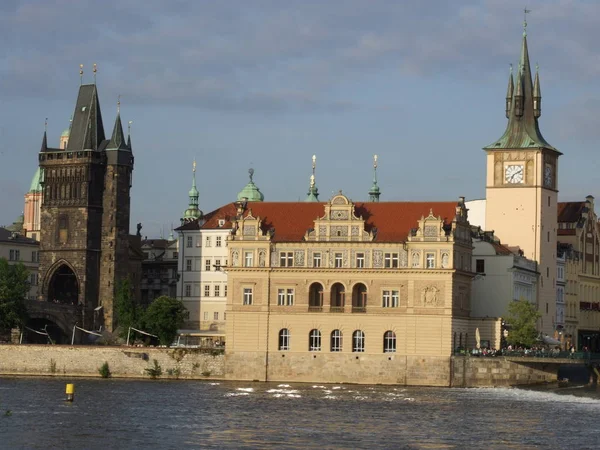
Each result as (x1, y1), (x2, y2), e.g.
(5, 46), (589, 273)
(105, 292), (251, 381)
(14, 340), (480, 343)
(1, 378), (599, 449)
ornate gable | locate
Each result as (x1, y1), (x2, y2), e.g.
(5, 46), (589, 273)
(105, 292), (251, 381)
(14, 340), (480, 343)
(304, 193), (375, 242)
(231, 209), (272, 241)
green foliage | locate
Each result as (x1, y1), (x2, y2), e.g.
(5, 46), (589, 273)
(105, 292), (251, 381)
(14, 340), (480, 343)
(505, 299), (541, 348)
(166, 367), (181, 379)
(145, 359), (162, 379)
(142, 296), (186, 346)
(98, 362), (111, 378)
(115, 278), (142, 340)
(201, 370), (211, 377)
(0, 258), (30, 334)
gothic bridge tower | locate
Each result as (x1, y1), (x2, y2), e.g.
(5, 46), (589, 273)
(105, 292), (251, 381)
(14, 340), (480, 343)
(35, 79), (133, 341)
(483, 22), (561, 335)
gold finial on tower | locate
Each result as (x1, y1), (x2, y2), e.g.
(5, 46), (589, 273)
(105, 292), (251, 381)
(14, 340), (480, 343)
(193, 159), (197, 173)
(79, 64), (84, 85)
(373, 154), (378, 169)
(93, 63), (97, 83)
(523, 8), (531, 36)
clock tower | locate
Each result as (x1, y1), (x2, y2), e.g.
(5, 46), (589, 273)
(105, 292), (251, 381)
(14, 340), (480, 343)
(484, 25), (561, 335)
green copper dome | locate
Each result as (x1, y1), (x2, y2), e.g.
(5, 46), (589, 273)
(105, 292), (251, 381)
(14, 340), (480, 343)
(61, 127), (70, 138)
(29, 167), (42, 193)
(237, 168), (264, 202)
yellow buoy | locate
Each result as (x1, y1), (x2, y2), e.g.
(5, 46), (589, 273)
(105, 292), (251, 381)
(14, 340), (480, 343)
(65, 383), (75, 402)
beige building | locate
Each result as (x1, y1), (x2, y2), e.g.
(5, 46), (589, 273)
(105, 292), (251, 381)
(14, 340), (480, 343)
(221, 194), (474, 385)
(0, 227), (40, 301)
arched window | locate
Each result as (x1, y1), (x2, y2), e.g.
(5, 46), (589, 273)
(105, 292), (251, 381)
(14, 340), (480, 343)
(383, 330), (396, 353)
(331, 329), (343, 352)
(309, 282), (324, 311)
(330, 283), (345, 311)
(278, 328), (290, 351)
(309, 329), (321, 351)
(352, 283), (367, 312)
(352, 330), (365, 352)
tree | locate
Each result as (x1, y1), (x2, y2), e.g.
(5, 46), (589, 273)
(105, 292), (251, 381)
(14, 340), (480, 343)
(504, 299), (541, 348)
(0, 258), (30, 334)
(115, 278), (142, 339)
(142, 296), (186, 346)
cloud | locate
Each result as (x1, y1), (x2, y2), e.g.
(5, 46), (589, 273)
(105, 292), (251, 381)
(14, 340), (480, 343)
(2, 0), (600, 113)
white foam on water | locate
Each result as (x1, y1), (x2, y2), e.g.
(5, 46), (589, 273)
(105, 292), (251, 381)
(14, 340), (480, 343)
(404, 398), (415, 402)
(272, 393), (283, 398)
(277, 384), (291, 388)
(324, 395), (338, 399)
(323, 390), (333, 394)
(286, 394), (301, 398)
(266, 389), (300, 394)
(353, 395), (369, 400)
(332, 386), (343, 390)
(209, 383), (220, 386)
(236, 387), (254, 392)
(312, 385), (326, 389)
(469, 387), (600, 406)
(225, 392), (250, 397)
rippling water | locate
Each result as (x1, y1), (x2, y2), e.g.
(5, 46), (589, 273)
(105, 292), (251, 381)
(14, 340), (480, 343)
(1, 378), (599, 449)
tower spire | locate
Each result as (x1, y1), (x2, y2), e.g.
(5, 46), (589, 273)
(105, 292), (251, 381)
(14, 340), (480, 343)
(181, 159), (202, 224)
(107, 96), (127, 150)
(505, 64), (514, 118)
(369, 154), (381, 202)
(127, 120), (132, 149)
(305, 154), (319, 202)
(533, 63), (541, 118)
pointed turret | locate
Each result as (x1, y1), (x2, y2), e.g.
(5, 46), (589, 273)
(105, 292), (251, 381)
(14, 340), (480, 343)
(107, 113), (128, 150)
(368, 154), (381, 202)
(484, 23), (558, 152)
(505, 65), (514, 118)
(40, 131), (48, 153)
(305, 155), (319, 202)
(533, 64), (541, 118)
(126, 120), (132, 150)
(181, 160), (203, 224)
(67, 84), (105, 151)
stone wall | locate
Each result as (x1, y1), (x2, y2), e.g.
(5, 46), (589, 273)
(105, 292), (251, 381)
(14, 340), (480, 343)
(0, 345), (224, 379)
(451, 356), (562, 387)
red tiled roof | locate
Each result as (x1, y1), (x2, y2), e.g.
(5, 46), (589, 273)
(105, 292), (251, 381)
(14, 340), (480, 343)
(557, 202), (585, 223)
(200, 201), (458, 243)
(491, 242), (514, 255)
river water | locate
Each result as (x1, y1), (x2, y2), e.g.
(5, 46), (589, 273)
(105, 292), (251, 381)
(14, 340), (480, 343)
(1, 378), (599, 449)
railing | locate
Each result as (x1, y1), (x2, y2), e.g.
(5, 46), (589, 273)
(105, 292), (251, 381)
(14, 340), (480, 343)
(352, 306), (366, 313)
(454, 349), (600, 362)
(329, 306), (344, 313)
(308, 306), (323, 312)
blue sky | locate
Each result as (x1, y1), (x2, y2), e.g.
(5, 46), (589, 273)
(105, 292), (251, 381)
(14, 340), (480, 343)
(1, 0), (599, 238)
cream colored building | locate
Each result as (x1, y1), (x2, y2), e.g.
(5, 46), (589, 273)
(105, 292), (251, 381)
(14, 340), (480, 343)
(0, 227), (40, 300)
(221, 194), (474, 385)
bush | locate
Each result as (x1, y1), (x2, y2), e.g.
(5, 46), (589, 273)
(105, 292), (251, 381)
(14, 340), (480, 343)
(145, 359), (162, 379)
(142, 296), (186, 346)
(98, 362), (111, 378)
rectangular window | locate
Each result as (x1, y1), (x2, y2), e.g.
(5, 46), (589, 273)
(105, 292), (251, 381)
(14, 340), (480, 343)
(185, 284), (191, 297)
(214, 312), (219, 320)
(547, 267), (549, 278)
(30, 274), (36, 286)
(356, 252), (365, 268)
(204, 312), (208, 320)
(205, 259), (211, 271)
(243, 288), (253, 305)
(204, 285), (210, 296)
(31, 251), (37, 262)
(277, 288), (294, 306)
(280, 252), (293, 267)
(476, 259), (485, 274)
(335, 253), (343, 268)
(186, 236), (193, 248)
(215, 259), (221, 271)
(244, 252), (253, 267)
(173, 252), (178, 259)
(216, 236), (222, 247)
(205, 236), (211, 247)
(426, 253), (435, 269)
(186, 259), (192, 271)
(313, 252), (321, 268)
(214, 285), (220, 297)
(384, 253), (399, 268)
(382, 290), (399, 308)
(224, 285), (228, 297)
(547, 231), (550, 242)
(9, 249), (20, 261)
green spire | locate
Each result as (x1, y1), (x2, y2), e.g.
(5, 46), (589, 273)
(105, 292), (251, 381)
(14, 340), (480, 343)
(237, 168), (264, 202)
(368, 154), (380, 202)
(181, 159), (203, 224)
(305, 154), (319, 202)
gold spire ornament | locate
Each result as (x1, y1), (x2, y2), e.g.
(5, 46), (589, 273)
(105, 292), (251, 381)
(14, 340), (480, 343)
(193, 159), (197, 173)
(79, 64), (84, 85)
(374, 154), (378, 169)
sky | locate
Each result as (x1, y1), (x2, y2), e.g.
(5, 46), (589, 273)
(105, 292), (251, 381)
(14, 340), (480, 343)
(1, 0), (599, 238)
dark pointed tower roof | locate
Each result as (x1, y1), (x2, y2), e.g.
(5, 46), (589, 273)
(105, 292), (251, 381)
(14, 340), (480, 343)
(484, 28), (559, 153)
(67, 84), (105, 151)
(506, 65), (514, 99)
(40, 131), (48, 152)
(107, 113), (128, 151)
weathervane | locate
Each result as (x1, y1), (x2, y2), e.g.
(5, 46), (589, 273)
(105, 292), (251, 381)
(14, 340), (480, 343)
(249, 167), (254, 182)
(79, 64), (84, 85)
(44, 117), (48, 132)
(373, 154), (378, 169)
(523, 8), (531, 35)
(193, 159), (197, 173)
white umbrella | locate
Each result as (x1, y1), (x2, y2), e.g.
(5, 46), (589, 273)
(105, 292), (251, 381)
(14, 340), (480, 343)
(475, 328), (481, 349)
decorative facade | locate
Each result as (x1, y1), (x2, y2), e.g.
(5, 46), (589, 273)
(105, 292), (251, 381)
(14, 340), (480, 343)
(222, 194), (474, 385)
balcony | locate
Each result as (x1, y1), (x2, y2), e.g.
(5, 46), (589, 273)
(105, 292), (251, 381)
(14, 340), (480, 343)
(352, 306), (366, 313)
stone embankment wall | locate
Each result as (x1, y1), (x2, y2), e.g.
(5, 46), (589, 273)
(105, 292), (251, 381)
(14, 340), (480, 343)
(0, 345), (224, 379)
(451, 356), (563, 387)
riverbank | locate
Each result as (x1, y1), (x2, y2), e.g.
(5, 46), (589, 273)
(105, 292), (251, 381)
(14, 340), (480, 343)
(0, 344), (570, 386)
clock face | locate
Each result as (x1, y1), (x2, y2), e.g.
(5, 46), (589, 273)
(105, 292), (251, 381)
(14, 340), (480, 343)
(544, 164), (553, 187)
(504, 164), (524, 184)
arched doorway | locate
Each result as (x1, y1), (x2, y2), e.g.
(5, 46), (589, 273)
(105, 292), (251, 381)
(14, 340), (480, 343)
(330, 283), (345, 312)
(23, 318), (69, 344)
(309, 282), (324, 311)
(47, 264), (79, 305)
(352, 283), (367, 312)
